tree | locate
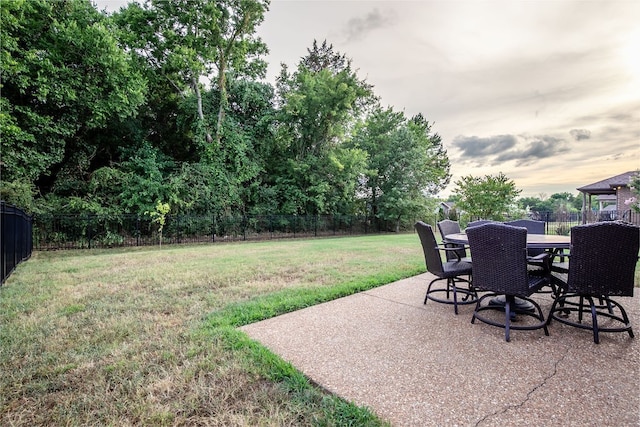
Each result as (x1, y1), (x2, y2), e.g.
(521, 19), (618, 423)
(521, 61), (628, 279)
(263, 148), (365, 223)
(518, 192), (582, 215)
(518, 196), (554, 214)
(1, 0), (146, 203)
(453, 173), (521, 220)
(145, 200), (170, 246)
(268, 40), (374, 215)
(350, 107), (451, 230)
(113, 0), (268, 146)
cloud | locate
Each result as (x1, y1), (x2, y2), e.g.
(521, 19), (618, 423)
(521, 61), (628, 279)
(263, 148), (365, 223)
(496, 136), (568, 166)
(343, 9), (395, 43)
(451, 134), (517, 158)
(570, 129), (591, 141)
(452, 134), (570, 167)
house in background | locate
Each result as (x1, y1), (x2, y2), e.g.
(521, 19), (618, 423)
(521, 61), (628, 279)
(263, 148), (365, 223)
(595, 194), (617, 210)
(577, 171), (637, 223)
(438, 201), (452, 216)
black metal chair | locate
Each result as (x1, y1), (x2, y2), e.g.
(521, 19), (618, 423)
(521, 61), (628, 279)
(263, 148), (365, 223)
(437, 220), (472, 263)
(415, 221), (476, 314)
(466, 223), (550, 342)
(547, 222), (639, 344)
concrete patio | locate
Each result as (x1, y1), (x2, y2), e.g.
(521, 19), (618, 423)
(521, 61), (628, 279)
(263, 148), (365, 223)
(241, 273), (640, 426)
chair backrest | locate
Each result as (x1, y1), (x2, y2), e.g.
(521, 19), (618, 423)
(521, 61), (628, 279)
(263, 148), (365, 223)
(415, 221), (444, 276)
(466, 220), (496, 230)
(466, 223), (530, 296)
(437, 220), (466, 261)
(504, 219), (546, 256)
(505, 219), (545, 234)
(567, 222), (640, 297)
(437, 219), (461, 237)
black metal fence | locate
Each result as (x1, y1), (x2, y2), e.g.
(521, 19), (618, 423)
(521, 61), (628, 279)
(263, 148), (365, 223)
(462, 210), (639, 235)
(32, 213), (404, 250)
(26, 209), (640, 251)
(1, 201), (33, 284)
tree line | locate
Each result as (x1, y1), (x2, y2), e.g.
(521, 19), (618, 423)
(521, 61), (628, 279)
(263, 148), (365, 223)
(1, 0), (451, 231)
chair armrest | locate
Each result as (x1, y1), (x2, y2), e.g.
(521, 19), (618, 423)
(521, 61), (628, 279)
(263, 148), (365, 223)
(527, 252), (551, 275)
(435, 245), (465, 261)
(548, 251), (570, 273)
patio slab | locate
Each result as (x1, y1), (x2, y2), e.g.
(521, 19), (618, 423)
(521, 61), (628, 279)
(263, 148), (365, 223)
(240, 273), (640, 426)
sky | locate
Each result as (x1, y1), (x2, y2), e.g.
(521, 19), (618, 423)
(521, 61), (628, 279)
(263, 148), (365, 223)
(96, 0), (639, 198)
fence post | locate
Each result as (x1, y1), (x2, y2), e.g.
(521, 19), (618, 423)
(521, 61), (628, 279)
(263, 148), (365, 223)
(211, 214), (216, 243)
(269, 215), (273, 239)
(242, 215), (247, 241)
(544, 211), (549, 234)
(88, 215), (93, 249)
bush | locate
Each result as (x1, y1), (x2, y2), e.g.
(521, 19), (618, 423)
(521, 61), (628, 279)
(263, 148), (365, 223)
(555, 223), (570, 235)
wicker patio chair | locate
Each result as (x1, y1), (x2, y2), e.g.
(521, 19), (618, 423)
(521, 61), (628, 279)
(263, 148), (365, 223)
(466, 223), (550, 342)
(547, 221), (640, 344)
(415, 221), (476, 315)
(504, 219), (556, 293)
(504, 219), (546, 256)
(437, 220), (472, 263)
(466, 220), (496, 229)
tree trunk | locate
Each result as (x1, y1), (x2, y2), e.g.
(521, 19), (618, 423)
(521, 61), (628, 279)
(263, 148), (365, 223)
(215, 59), (227, 146)
(192, 76), (212, 143)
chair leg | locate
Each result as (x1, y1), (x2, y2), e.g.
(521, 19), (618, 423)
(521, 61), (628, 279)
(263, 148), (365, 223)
(504, 298), (512, 342)
(546, 297), (559, 326)
(578, 296), (584, 323)
(450, 279), (459, 315)
(424, 278), (436, 304)
(605, 299), (614, 314)
(615, 300), (635, 339)
(550, 293), (633, 343)
(586, 296), (599, 344)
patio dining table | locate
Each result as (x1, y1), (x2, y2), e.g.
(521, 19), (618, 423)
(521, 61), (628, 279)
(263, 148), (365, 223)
(444, 232), (571, 252)
(444, 231), (571, 311)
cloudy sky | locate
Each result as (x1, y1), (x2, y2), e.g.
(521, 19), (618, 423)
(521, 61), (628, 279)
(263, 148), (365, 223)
(98, 0), (639, 198)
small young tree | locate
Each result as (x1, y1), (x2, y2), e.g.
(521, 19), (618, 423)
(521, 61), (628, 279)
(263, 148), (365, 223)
(452, 172), (521, 221)
(146, 201), (171, 246)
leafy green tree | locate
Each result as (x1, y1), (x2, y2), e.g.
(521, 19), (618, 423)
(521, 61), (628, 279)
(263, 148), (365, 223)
(350, 107), (450, 230)
(1, 0), (146, 203)
(269, 41), (373, 215)
(145, 200), (171, 246)
(549, 192), (581, 212)
(453, 173), (521, 220)
(113, 0), (268, 146)
(518, 196), (553, 213)
(110, 0), (271, 217)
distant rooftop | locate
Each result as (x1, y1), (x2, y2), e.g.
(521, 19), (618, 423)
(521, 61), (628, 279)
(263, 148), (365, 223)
(577, 171), (636, 195)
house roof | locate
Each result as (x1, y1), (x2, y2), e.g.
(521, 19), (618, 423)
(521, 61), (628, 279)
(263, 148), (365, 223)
(577, 171), (636, 195)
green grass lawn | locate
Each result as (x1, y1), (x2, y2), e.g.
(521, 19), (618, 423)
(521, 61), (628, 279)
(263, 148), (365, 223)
(1, 233), (425, 426)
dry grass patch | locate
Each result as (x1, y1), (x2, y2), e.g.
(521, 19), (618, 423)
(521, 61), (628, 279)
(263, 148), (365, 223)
(1, 234), (423, 425)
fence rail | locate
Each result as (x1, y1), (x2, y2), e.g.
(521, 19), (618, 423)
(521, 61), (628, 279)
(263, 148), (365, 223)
(32, 213), (397, 250)
(25, 209), (640, 251)
(1, 201), (33, 284)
